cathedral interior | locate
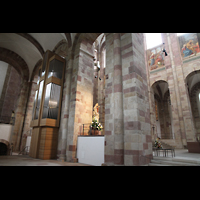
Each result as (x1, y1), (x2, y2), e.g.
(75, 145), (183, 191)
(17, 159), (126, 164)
(0, 33), (200, 166)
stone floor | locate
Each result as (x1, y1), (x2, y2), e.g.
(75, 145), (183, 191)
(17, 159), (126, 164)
(153, 149), (200, 160)
(0, 149), (199, 166)
(0, 154), (91, 166)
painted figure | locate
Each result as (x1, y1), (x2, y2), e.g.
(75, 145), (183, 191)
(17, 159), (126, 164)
(182, 44), (193, 57)
(193, 42), (200, 54)
(93, 103), (100, 122)
(150, 52), (155, 66)
(155, 51), (164, 66)
(186, 40), (195, 52)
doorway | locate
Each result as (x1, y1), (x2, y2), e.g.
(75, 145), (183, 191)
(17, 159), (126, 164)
(0, 143), (7, 155)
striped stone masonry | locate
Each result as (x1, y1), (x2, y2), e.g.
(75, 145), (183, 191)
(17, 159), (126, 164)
(148, 33), (198, 149)
(65, 39), (94, 162)
(120, 33), (152, 166)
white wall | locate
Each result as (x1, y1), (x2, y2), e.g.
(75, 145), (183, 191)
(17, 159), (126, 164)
(0, 124), (12, 143)
(77, 136), (105, 166)
(0, 61), (8, 97)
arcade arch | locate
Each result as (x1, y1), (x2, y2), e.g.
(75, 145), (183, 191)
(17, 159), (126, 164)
(151, 80), (173, 140)
(185, 70), (200, 141)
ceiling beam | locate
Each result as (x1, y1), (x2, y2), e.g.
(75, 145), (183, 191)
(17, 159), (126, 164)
(15, 33), (45, 56)
(65, 33), (72, 48)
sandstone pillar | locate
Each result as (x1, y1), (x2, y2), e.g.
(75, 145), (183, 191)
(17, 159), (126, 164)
(104, 33), (152, 166)
(57, 57), (73, 161)
(169, 33), (196, 143)
(113, 33), (124, 165)
(11, 80), (30, 151)
(66, 40), (94, 162)
(121, 33), (152, 165)
(20, 75), (38, 150)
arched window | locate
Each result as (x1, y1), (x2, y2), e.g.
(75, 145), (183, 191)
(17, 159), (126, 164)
(145, 33), (162, 49)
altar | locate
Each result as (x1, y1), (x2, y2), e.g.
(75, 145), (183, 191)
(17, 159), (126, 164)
(77, 135), (105, 166)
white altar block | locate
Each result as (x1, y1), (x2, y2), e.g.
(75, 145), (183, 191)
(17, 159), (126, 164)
(77, 136), (105, 166)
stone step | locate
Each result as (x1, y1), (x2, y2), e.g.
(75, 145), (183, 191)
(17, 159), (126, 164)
(149, 157), (200, 166)
(153, 156), (200, 165)
(148, 162), (171, 166)
(172, 157), (200, 165)
(150, 159), (199, 166)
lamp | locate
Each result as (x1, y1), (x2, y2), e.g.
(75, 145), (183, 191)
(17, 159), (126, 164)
(94, 61), (101, 80)
(162, 43), (168, 56)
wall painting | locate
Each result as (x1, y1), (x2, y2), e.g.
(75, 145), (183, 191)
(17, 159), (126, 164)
(147, 44), (165, 71)
(178, 33), (200, 59)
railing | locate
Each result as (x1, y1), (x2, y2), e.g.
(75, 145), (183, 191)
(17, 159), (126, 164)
(0, 116), (15, 125)
(81, 123), (104, 136)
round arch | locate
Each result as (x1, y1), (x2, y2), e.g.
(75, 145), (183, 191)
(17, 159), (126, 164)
(184, 63), (200, 81)
(0, 139), (10, 155)
(186, 72), (200, 141)
(185, 69), (200, 82)
(53, 39), (68, 58)
(150, 79), (168, 88)
(150, 80), (173, 139)
(30, 59), (43, 82)
(185, 70), (200, 95)
(64, 33), (72, 48)
(0, 47), (29, 81)
(71, 33), (103, 60)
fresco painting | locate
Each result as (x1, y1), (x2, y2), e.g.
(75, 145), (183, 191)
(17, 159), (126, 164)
(147, 44), (165, 71)
(178, 33), (200, 59)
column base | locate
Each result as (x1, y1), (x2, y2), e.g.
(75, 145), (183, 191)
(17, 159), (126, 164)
(58, 154), (66, 162)
(187, 142), (200, 153)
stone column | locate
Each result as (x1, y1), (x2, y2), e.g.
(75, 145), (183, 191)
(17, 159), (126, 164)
(164, 33), (196, 146)
(121, 33), (152, 166)
(104, 33), (152, 166)
(113, 33), (124, 165)
(57, 57), (73, 161)
(20, 75), (38, 150)
(104, 33), (115, 165)
(169, 33), (196, 143)
(143, 34), (156, 142)
(161, 33), (183, 148)
(66, 40), (94, 162)
(103, 33), (124, 165)
(98, 47), (105, 133)
(11, 80), (30, 151)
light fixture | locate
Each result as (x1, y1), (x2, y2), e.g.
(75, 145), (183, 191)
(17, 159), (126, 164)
(162, 43), (168, 56)
(94, 61), (101, 80)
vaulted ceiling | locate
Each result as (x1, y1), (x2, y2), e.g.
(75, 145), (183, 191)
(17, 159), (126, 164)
(152, 81), (169, 100)
(0, 33), (73, 81)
